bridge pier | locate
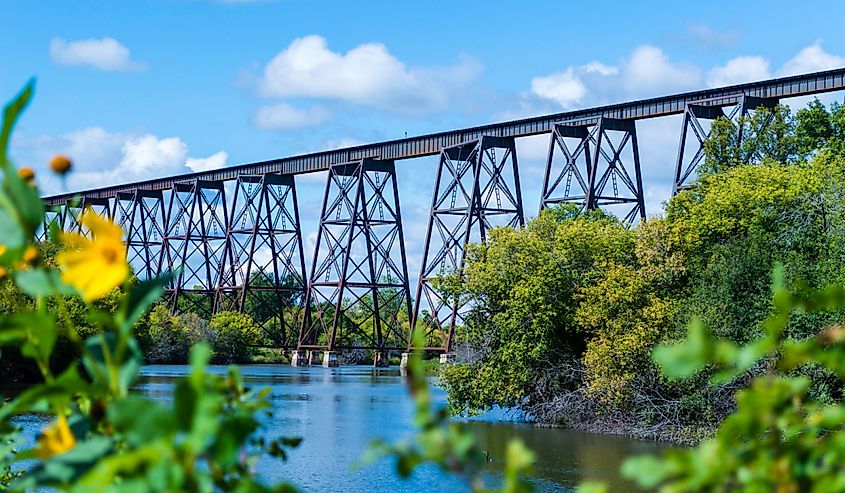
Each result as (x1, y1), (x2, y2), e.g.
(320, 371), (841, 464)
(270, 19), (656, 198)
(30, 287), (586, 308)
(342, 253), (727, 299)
(541, 117), (645, 223)
(296, 158), (412, 365)
(214, 173), (306, 348)
(160, 180), (229, 316)
(373, 351), (390, 368)
(674, 95), (779, 194)
(412, 135), (524, 353)
(322, 351), (339, 368)
(290, 350), (307, 367)
(117, 190), (167, 281)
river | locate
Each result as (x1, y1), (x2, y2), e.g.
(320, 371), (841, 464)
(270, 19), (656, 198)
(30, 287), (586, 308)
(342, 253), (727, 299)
(135, 364), (669, 492)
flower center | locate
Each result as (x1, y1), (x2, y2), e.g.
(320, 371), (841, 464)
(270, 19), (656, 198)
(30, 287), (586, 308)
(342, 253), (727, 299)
(103, 246), (119, 263)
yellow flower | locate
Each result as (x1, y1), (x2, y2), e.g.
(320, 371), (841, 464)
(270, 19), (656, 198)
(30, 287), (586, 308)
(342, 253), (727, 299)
(22, 245), (39, 265)
(36, 414), (76, 459)
(57, 210), (128, 301)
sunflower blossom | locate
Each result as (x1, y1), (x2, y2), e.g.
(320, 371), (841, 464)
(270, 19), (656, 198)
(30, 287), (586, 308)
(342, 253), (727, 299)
(57, 210), (129, 301)
(36, 414), (76, 459)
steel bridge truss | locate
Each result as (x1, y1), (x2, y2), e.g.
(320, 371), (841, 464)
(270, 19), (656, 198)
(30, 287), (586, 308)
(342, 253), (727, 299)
(215, 173), (307, 348)
(674, 95), (779, 194)
(298, 158), (413, 355)
(116, 190), (167, 281)
(412, 136), (524, 352)
(160, 180), (229, 316)
(540, 117), (645, 223)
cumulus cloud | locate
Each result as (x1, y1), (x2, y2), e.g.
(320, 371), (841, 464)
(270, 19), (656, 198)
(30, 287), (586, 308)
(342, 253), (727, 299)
(706, 56), (771, 87)
(254, 35), (482, 115)
(186, 151), (229, 172)
(531, 68), (587, 108)
(705, 41), (843, 89)
(778, 41), (845, 77)
(50, 37), (147, 72)
(624, 45), (701, 93)
(11, 127), (226, 193)
(529, 44), (700, 109)
(529, 41), (845, 112)
(254, 103), (330, 129)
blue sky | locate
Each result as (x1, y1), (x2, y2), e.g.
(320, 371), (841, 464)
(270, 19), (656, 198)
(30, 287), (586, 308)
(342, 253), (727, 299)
(2, 0), (845, 276)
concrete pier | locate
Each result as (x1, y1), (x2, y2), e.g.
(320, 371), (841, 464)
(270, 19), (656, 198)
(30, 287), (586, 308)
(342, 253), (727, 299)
(322, 351), (339, 368)
(290, 350), (307, 367)
(439, 353), (456, 364)
(373, 352), (390, 368)
(399, 352), (411, 369)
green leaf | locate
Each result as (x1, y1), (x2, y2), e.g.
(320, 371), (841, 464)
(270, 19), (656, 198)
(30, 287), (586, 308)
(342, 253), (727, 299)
(120, 273), (172, 335)
(621, 454), (675, 488)
(107, 396), (174, 446)
(0, 208), (24, 249)
(575, 481), (608, 493)
(14, 269), (74, 298)
(0, 366), (89, 420)
(82, 332), (144, 394)
(0, 80), (34, 168)
(652, 318), (713, 380)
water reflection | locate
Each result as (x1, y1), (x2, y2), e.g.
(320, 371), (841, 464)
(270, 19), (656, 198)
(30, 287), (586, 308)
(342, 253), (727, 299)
(135, 365), (669, 492)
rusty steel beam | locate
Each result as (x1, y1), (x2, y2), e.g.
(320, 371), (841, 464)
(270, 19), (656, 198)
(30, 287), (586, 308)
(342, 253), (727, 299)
(43, 68), (845, 206)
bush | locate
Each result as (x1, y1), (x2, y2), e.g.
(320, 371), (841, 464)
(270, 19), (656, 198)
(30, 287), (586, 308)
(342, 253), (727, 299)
(209, 311), (262, 363)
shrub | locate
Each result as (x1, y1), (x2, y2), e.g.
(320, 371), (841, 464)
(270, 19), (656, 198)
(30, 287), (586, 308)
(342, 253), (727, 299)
(209, 311), (262, 363)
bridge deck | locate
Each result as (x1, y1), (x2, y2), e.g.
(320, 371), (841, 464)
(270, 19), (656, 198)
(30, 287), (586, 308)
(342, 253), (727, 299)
(43, 67), (845, 206)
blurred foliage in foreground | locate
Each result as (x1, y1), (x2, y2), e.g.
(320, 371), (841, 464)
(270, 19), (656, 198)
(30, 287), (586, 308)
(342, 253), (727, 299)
(0, 81), (534, 491)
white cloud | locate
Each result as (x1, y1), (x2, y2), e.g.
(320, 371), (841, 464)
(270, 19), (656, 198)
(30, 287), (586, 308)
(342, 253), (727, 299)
(623, 45), (700, 93)
(186, 151), (229, 172)
(777, 41), (845, 77)
(121, 135), (187, 174)
(254, 103), (330, 130)
(530, 45), (701, 110)
(49, 37), (147, 72)
(11, 127), (227, 193)
(706, 56), (771, 88)
(531, 68), (587, 109)
(255, 35), (482, 114)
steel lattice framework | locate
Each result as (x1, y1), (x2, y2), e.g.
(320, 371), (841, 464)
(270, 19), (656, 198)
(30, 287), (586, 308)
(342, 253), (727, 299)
(540, 117), (645, 222)
(160, 180), (229, 316)
(298, 158), (412, 357)
(674, 95), (779, 194)
(412, 136), (524, 352)
(42, 68), (845, 206)
(117, 190), (167, 282)
(215, 173), (307, 347)
(33, 68), (845, 360)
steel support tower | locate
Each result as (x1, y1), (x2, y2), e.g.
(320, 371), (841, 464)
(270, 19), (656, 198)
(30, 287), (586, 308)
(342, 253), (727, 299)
(412, 136), (524, 353)
(116, 189), (167, 282)
(160, 180), (229, 316)
(298, 158), (412, 363)
(674, 95), (779, 194)
(215, 173), (307, 348)
(540, 117), (645, 223)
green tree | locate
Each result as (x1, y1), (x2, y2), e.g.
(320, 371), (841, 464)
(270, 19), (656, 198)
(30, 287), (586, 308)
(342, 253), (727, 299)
(209, 310), (262, 363)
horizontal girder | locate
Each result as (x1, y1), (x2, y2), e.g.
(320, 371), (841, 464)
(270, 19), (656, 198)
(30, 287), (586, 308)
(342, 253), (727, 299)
(43, 68), (845, 206)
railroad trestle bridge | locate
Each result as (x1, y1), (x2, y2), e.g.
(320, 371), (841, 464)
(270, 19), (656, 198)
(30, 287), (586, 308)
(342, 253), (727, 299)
(41, 68), (845, 366)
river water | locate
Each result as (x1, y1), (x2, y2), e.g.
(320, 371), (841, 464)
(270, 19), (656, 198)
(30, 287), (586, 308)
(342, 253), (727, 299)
(136, 364), (668, 492)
